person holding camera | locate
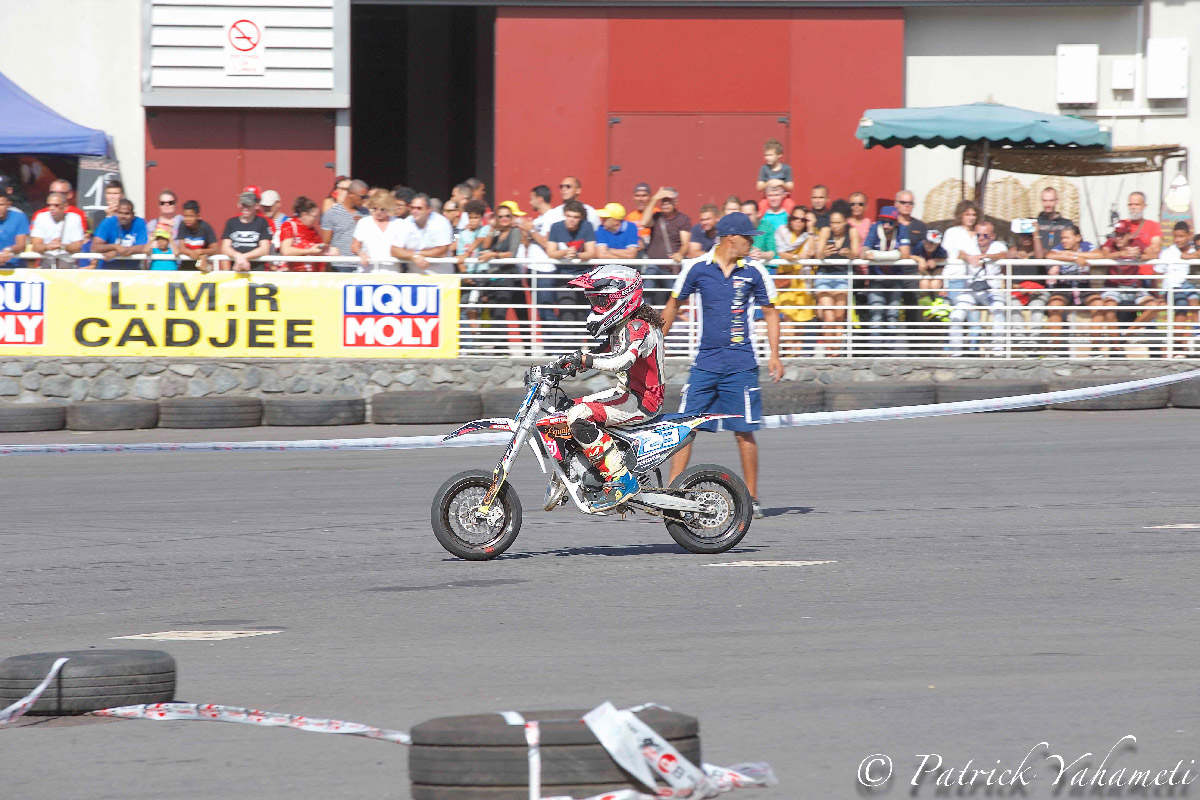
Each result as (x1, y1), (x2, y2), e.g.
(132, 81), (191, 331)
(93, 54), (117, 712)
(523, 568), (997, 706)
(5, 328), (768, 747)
(946, 221), (1008, 355)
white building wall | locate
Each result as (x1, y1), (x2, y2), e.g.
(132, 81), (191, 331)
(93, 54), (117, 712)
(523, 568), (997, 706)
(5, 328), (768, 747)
(904, 1), (1200, 242)
(1, 0), (146, 213)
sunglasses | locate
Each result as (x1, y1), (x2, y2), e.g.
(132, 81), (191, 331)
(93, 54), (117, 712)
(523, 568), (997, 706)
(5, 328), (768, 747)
(160, 200), (176, 205)
(897, 200), (914, 206)
(849, 201), (865, 207)
(977, 233), (993, 238)
(559, 184), (574, 189)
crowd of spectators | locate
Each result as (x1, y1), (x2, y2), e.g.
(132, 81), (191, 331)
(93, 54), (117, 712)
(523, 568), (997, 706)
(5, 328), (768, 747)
(1, 134), (1197, 356)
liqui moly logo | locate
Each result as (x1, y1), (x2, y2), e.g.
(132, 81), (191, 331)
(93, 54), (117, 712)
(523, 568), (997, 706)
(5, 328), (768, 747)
(343, 284), (440, 348)
(0, 280), (45, 345)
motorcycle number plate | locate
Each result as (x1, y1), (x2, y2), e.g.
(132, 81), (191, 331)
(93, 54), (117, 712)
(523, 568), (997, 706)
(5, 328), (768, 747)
(636, 425), (682, 456)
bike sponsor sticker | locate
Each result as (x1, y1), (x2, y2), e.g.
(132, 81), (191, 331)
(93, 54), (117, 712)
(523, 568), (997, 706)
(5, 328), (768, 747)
(0, 279), (45, 345)
(343, 283), (440, 347)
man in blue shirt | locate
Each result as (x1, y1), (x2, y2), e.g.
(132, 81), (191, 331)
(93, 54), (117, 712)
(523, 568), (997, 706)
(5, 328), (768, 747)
(0, 194), (30, 267)
(594, 202), (640, 258)
(661, 212), (783, 519)
(92, 200), (149, 270)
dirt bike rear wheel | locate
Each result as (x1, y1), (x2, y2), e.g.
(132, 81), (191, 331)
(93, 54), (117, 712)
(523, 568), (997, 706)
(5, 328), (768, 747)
(431, 470), (523, 561)
(663, 464), (752, 554)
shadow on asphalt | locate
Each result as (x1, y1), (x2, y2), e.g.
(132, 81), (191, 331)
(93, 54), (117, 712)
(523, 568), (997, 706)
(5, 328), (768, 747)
(763, 506), (815, 518)
(481, 542), (764, 559)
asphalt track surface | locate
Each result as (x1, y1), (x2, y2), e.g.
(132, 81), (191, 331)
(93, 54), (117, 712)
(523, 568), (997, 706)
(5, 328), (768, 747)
(3, 409), (1200, 799)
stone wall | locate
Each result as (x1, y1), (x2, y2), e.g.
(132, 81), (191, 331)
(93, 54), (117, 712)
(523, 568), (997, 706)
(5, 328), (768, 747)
(0, 357), (1194, 405)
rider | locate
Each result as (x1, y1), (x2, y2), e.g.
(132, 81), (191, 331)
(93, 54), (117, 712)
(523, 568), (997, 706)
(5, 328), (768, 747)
(556, 264), (666, 511)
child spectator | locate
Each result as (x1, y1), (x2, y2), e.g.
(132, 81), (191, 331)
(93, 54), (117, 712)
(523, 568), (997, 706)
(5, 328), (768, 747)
(149, 226), (177, 270)
(756, 138), (794, 193)
(174, 200), (219, 273)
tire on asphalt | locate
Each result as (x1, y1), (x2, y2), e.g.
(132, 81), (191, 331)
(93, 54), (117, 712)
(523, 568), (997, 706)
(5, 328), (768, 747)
(1048, 376), (1170, 411)
(409, 708), (699, 790)
(480, 388), (530, 419)
(824, 381), (937, 411)
(158, 396), (263, 428)
(760, 383), (824, 415)
(372, 391), (482, 424)
(66, 400), (159, 430)
(409, 737), (702, 786)
(935, 380), (1049, 412)
(262, 397), (366, 426)
(0, 403), (65, 433)
(0, 650), (177, 716)
(1170, 377), (1200, 408)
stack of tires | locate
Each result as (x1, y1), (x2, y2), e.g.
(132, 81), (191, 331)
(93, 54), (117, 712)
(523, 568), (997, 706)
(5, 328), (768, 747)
(408, 707), (701, 800)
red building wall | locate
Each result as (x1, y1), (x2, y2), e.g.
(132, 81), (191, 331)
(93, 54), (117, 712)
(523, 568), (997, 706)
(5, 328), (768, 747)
(494, 7), (904, 216)
(145, 109), (336, 224)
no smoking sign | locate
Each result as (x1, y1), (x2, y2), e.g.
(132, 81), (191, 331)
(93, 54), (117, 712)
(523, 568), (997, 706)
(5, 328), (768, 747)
(224, 17), (266, 76)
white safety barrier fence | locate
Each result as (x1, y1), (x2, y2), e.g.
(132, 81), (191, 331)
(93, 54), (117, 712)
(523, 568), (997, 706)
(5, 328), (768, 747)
(15, 253), (1200, 359)
(1, 660), (775, 800)
(0, 370), (1194, 458)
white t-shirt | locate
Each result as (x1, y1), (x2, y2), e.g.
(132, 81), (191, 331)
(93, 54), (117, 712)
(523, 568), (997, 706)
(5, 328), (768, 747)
(389, 213), (455, 273)
(1156, 244), (1194, 289)
(353, 216), (404, 263)
(519, 211), (557, 273)
(941, 225), (976, 266)
(30, 211), (86, 247)
(541, 202), (601, 230)
(949, 239), (1007, 287)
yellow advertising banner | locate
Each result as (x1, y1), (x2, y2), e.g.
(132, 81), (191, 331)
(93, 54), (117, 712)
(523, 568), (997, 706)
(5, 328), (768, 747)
(0, 269), (460, 359)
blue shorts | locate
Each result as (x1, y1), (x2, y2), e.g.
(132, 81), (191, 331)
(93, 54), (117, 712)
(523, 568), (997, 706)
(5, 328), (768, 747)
(680, 368), (762, 432)
(814, 276), (849, 292)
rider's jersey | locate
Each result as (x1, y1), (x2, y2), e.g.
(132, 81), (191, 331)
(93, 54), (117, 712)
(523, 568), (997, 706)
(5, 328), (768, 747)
(587, 314), (665, 415)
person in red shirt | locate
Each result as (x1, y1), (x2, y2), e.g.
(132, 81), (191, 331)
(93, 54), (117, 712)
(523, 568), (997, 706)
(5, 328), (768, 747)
(1099, 220), (1160, 351)
(1119, 191), (1163, 256)
(277, 196), (337, 272)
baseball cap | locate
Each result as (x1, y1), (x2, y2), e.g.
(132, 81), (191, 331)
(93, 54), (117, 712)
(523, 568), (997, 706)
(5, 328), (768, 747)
(925, 229), (943, 244)
(260, 189), (280, 206)
(497, 200), (526, 217)
(1114, 220), (1134, 236)
(242, 185), (262, 200)
(597, 202), (627, 219)
(715, 212), (760, 238)
(238, 191), (258, 208)
(153, 224), (172, 241)
(878, 205), (899, 221)
(633, 183), (651, 194)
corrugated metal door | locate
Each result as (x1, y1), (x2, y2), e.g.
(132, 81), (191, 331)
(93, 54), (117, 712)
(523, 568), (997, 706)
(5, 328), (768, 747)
(607, 114), (789, 215)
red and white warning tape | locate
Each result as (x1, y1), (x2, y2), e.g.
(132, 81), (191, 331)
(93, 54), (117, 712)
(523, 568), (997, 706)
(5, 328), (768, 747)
(2, 660), (775, 800)
(0, 370), (1194, 457)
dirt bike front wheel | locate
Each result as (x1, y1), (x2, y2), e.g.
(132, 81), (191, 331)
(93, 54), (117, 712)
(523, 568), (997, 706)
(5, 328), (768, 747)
(663, 464), (753, 554)
(431, 470), (523, 561)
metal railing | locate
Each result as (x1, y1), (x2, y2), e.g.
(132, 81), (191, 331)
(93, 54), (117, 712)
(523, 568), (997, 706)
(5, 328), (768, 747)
(10, 253), (1200, 359)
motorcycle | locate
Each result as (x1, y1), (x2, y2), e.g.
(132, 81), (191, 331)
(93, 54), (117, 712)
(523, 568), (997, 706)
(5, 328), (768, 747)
(431, 358), (756, 560)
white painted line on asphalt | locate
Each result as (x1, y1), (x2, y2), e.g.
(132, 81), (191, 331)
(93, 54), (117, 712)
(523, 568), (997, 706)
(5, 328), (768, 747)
(705, 560), (837, 567)
(1144, 524), (1200, 529)
(111, 630), (282, 641)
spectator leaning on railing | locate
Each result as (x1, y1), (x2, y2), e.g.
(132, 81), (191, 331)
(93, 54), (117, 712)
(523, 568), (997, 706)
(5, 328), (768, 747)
(1036, 186), (1072, 251)
(947, 220), (1009, 355)
(221, 191), (273, 273)
(389, 193), (454, 274)
(353, 189), (401, 272)
(41, 179), (89, 236)
(595, 202), (640, 259)
(279, 196), (337, 272)
(321, 179), (367, 271)
(174, 200), (219, 273)
(476, 201), (528, 328)
(859, 206), (905, 340)
(31, 192), (88, 269)
(0, 193), (29, 267)
(687, 204), (719, 257)
(91, 199), (149, 271)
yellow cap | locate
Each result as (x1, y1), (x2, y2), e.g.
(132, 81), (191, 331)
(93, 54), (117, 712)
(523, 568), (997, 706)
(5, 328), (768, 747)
(497, 200), (526, 216)
(597, 202), (627, 219)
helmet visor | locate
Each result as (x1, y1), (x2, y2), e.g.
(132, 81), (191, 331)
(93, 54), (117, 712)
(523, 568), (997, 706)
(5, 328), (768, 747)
(585, 290), (620, 313)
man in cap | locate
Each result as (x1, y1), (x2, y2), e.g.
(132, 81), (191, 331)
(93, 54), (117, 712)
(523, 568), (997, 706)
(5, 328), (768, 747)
(259, 189), (288, 237)
(595, 202), (640, 259)
(221, 191), (273, 272)
(627, 182), (653, 252)
(661, 212), (783, 519)
(860, 205), (907, 342)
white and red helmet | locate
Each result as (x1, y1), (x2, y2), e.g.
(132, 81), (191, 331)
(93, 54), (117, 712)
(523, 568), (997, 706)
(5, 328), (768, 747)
(569, 264), (643, 338)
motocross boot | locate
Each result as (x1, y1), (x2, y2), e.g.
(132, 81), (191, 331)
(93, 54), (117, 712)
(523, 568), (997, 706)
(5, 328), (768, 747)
(583, 432), (640, 511)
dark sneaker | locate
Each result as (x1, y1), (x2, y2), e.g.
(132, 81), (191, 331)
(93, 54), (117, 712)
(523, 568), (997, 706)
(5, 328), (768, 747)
(588, 472), (640, 511)
(751, 499), (765, 519)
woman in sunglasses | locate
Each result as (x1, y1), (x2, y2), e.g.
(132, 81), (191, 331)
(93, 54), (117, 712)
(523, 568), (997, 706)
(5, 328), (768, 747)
(773, 207), (816, 328)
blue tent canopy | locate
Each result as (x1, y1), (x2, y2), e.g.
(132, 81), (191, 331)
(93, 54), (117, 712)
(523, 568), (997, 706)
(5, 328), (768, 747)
(0, 71), (108, 156)
(855, 102), (1111, 150)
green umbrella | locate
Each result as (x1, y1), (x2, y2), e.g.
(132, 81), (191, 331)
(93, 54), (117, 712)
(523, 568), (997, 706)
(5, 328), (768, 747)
(856, 102), (1111, 210)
